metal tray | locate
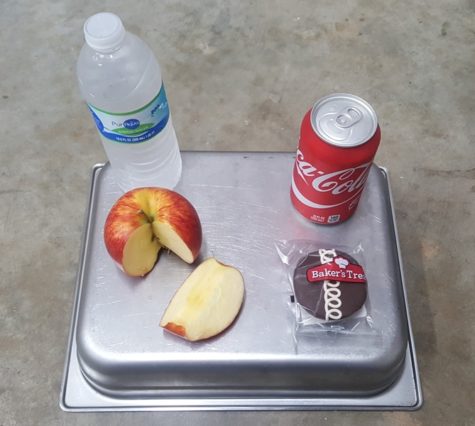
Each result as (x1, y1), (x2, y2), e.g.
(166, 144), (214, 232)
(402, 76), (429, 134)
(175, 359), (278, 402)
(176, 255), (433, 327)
(60, 151), (422, 411)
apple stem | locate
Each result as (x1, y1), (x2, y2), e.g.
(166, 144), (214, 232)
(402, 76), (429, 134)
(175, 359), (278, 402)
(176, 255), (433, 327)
(138, 209), (154, 224)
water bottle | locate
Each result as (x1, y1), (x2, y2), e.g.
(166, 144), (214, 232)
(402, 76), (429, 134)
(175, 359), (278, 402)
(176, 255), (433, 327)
(77, 12), (182, 191)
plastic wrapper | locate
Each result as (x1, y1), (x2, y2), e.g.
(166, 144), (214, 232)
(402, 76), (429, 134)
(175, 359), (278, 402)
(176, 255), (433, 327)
(275, 239), (381, 340)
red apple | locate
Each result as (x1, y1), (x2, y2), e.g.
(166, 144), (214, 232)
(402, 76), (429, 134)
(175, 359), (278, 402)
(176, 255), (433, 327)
(104, 187), (202, 276)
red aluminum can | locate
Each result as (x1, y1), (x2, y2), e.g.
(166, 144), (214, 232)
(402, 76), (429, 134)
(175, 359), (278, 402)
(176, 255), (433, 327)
(290, 93), (381, 225)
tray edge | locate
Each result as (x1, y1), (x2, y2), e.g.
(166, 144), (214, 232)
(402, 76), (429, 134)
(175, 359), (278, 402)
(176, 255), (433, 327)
(59, 163), (105, 412)
(379, 166), (423, 411)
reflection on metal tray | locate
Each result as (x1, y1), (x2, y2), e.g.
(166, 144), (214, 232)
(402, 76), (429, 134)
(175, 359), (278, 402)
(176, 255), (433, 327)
(60, 152), (422, 411)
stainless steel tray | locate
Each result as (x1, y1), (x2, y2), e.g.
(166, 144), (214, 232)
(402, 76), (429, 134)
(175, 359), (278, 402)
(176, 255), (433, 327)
(60, 151), (422, 411)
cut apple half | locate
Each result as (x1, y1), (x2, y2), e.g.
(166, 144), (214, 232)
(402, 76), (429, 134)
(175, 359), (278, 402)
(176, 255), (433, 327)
(160, 258), (245, 342)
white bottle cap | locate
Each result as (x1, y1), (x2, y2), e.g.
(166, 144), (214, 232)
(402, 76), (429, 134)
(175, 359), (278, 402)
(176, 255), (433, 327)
(84, 13), (126, 52)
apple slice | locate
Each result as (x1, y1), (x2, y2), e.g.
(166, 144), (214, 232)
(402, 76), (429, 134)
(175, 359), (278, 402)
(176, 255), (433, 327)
(122, 224), (161, 277)
(160, 258), (245, 341)
(104, 187), (202, 277)
(152, 221), (194, 264)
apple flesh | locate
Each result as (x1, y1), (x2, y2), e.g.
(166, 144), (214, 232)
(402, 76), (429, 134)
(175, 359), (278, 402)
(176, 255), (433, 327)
(160, 258), (245, 341)
(122, 223), (161, 277)
(104, 187), (202, 276)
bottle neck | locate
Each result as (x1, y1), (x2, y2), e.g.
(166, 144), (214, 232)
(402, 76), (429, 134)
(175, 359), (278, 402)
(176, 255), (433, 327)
(88, 32), (127, 55)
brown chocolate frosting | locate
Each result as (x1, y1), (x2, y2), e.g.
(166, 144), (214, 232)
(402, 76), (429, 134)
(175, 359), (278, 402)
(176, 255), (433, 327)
(293, 249), (367, 321)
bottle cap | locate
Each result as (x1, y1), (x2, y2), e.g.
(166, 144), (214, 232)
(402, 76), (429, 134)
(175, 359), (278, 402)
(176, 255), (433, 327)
(84, 13), (125, 53)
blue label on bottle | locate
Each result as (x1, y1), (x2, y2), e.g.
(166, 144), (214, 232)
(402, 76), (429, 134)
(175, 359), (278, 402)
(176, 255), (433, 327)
(88, 85), (170, 144)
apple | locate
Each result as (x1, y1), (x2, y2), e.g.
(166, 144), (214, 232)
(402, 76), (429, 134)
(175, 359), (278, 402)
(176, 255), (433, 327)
(104, 187), (202, 276)
(160, 258), (245, 341)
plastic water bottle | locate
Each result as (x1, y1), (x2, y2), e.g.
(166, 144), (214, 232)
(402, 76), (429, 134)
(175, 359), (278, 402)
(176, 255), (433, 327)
(77, 13), (182, 191)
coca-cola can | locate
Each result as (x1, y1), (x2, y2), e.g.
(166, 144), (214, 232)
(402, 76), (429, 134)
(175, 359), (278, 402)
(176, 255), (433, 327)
(291, 93), (381, 225)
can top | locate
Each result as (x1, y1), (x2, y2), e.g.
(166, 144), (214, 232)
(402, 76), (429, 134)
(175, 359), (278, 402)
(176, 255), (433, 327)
(311, 93), (378, 147)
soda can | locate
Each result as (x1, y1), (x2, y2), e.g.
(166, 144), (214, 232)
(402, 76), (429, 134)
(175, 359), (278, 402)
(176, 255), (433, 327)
(290, 93), (381, 225)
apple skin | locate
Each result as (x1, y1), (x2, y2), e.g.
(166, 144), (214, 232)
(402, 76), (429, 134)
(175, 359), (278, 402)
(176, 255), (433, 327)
(103, 191), (150, 266)
(104, 187), (202, 276)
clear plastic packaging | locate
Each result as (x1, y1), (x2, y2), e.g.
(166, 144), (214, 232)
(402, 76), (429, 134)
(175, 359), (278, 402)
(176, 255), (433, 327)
(275, 239), (380, 340)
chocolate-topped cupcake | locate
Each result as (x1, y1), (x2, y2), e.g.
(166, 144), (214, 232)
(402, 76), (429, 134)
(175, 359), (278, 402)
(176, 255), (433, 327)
(293, 249), (367, 321)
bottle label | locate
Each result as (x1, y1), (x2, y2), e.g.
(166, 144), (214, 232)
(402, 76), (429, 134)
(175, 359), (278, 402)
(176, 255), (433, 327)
(87, 85), (170, 144)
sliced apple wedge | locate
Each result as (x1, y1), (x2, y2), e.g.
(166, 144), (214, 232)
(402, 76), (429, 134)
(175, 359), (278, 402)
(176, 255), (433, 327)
(122, 224), (161, 277)
(152, 221), (195, 264)
(160, 258), (245, 341)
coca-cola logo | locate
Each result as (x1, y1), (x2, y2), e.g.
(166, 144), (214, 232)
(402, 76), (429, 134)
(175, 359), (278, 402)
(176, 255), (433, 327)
(311, 164), (371, 195)
(292, 149), (372, 209)
(296, 149), (371, 196)
(295, 149), (318, 180)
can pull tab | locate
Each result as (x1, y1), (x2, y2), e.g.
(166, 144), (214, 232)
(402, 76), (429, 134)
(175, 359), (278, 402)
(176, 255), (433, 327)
(335, 107), (362, 128)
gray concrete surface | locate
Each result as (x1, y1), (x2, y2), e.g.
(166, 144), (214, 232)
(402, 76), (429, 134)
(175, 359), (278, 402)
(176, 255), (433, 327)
(1, 0), (474, 424)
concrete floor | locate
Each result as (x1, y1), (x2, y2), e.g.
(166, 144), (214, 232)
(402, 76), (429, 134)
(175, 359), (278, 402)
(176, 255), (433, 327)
(1, 0), (474, 424)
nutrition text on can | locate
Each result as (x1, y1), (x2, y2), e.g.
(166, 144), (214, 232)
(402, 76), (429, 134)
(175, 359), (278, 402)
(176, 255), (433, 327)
(290, 93), (381, 225)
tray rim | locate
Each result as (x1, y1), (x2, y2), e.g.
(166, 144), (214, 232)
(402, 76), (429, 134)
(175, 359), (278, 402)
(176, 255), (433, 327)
(59, 153), (423, 412)
(379, 165), (423, 409)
